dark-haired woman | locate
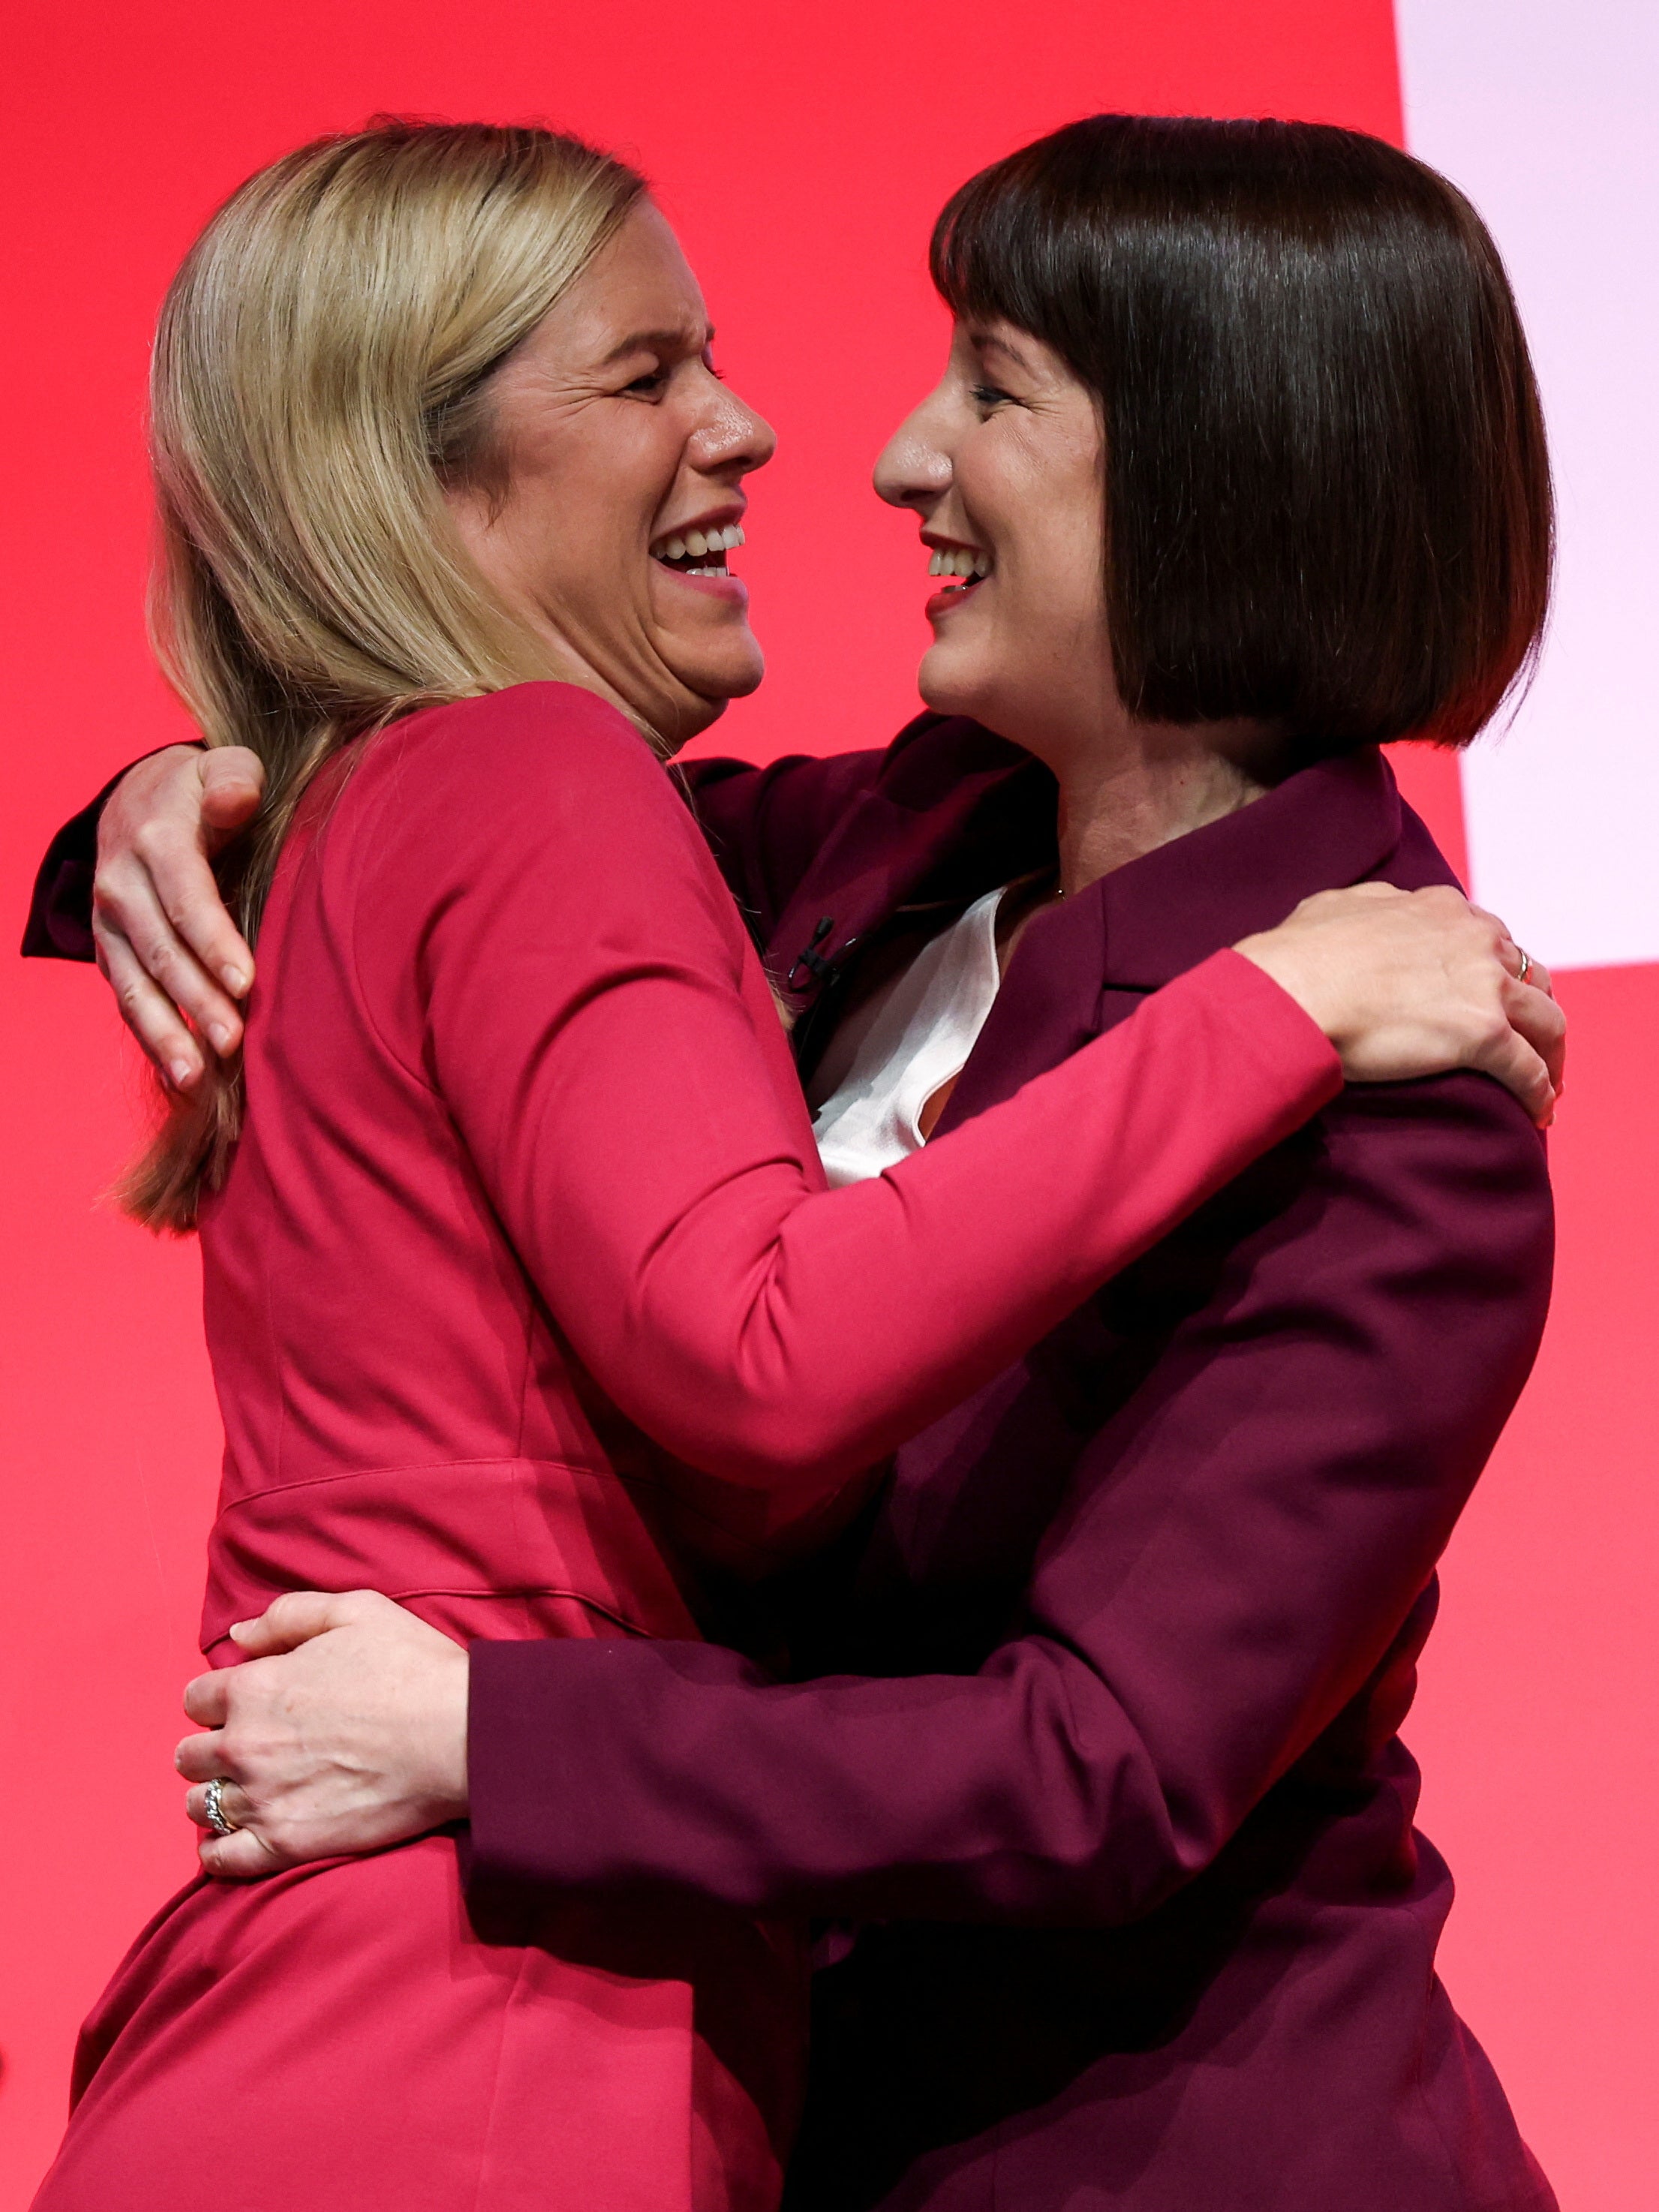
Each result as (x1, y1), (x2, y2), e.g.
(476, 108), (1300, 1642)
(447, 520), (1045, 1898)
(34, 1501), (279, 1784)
(28, 119), (1558, 2212)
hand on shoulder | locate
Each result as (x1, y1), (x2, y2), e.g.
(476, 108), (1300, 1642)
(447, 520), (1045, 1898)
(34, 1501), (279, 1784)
(1234, 882), (1564, 1126)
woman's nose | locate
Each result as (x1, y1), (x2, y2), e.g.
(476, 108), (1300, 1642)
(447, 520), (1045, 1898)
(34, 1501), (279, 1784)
(690, 384), (777, 479)
(873, 406), (952, 512)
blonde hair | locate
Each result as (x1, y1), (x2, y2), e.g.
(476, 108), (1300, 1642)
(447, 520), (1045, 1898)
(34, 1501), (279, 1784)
(121, 119), (646, 1231)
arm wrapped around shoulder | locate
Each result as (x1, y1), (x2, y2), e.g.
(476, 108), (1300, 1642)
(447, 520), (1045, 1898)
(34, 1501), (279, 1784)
(353, 689), (1340, 1519)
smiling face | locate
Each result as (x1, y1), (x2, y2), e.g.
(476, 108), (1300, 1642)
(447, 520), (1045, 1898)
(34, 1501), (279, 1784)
(445, 200), (775, 750)
(873, 319), (1117, 770)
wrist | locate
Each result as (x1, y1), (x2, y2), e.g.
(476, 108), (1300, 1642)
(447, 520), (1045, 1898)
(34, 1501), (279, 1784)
(425, 1646), (470, 1821)
(1231, 930), (1344, 1044)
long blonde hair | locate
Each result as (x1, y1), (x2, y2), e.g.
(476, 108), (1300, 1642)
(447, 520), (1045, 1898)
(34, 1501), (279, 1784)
(122, 119), (646, 1232)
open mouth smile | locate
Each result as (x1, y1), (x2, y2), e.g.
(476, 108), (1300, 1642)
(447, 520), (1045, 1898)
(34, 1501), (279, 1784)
(924, 537), (992, 616)
(650, 521), (746, 579)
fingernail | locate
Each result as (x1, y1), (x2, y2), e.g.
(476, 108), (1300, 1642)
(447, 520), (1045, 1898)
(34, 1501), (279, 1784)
(169, 1059), (199, 1089)
(222, 965), (248, 993)
(208, 1023), (234, 1053)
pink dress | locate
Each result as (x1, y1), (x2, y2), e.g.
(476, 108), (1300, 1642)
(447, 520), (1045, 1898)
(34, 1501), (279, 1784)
(32, 686), (1339, 2212)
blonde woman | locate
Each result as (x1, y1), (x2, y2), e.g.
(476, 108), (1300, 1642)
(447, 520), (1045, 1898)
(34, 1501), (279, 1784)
(29, 122), (1559, 2212)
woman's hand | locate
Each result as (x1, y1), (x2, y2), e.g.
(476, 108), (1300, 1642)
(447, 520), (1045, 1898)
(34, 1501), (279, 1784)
(175, 1591), (470, 1879)
(92, 744), (265, 1089)
(1235, 882), (1564, 1125)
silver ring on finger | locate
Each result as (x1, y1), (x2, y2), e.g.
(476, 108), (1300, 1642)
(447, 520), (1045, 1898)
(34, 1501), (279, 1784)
(1515, 948), (1532, 984)
(203, 1776), (240, 1838)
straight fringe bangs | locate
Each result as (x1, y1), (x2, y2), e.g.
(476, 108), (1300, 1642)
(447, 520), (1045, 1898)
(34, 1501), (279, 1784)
(929, 114), (1553, 756)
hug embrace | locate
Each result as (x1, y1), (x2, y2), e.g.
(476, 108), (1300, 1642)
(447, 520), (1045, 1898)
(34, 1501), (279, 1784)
(25, 112), (1563, 2211)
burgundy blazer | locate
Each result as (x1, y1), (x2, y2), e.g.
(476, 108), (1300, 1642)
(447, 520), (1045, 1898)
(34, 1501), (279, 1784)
(26, 719), (1557, 2212)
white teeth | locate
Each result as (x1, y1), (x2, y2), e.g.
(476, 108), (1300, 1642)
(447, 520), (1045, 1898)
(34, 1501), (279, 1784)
(652, 523), (744, 563)
(928, 546), (988, 579)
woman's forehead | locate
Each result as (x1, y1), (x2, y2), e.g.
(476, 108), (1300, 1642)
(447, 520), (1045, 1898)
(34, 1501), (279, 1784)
(951, 318), (1081, 395)
(539, 203), (710, 369)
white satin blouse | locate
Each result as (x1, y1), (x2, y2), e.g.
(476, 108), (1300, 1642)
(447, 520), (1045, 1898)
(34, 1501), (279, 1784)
(808, 886), (1008, 1188)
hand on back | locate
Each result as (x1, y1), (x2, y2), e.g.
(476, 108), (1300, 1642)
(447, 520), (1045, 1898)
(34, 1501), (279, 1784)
(176, 1591), (469, 1877)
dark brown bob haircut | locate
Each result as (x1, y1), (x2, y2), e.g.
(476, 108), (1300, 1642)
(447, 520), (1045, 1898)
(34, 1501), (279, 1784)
(931, 115), (1552, 753)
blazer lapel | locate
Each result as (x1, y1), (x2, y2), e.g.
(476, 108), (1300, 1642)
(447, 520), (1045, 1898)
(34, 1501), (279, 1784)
(765, 717), (1053, 1016)
(937, 749), (1407, 1129)
(767, 726), (1409, 1133)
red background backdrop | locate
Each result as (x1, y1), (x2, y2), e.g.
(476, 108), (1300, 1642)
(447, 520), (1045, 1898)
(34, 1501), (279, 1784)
(3, 5), (1654, 2205)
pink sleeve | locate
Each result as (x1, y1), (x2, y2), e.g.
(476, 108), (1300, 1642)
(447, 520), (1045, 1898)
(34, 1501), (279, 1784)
(353, 687), (1341, 1510)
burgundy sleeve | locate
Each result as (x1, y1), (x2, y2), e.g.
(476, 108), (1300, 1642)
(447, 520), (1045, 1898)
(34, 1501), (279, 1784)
(466, 1072), (1551, 1924)
(680, 747), (887, 936)
(350, 686), (1340, 1522)
(19, 763), (141, 960)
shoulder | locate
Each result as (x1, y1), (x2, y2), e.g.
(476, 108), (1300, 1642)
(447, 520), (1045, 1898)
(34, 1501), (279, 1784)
(324, 684), (711, 882)
(359, 683), (675, 828)
(1353, 789), (1552, 1211)
(1381, 805), (1463, 893)
(1308, 1070), (1553, 1330)
(1326, 1065), (1550, 1186)
(305, 684), (732, 939)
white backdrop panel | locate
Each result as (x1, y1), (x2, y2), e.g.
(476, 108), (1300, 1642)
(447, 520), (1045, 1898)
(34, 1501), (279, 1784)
(1395, 0), (1659, 970)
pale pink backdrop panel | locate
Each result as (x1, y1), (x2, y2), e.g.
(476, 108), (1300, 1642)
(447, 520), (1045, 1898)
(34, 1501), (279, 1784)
(1391, 11), (1659, 2205)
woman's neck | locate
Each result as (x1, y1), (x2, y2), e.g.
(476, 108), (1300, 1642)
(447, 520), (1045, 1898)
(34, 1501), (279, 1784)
(1053, 717), (1287, 897)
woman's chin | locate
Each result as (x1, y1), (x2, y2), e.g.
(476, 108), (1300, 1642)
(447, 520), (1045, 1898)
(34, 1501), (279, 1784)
(683, 637), (765, 705)
(722, 645), (767, 700)
(645, 643), (765, 751)
(916, 641), (990, 723)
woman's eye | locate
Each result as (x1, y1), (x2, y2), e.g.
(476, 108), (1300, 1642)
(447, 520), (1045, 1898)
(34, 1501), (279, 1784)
(970, 382), (1015, 412)
(622, 368), (669, 397)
